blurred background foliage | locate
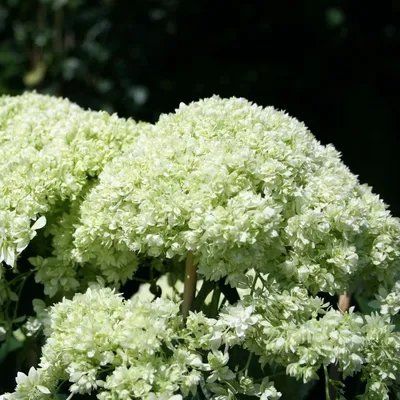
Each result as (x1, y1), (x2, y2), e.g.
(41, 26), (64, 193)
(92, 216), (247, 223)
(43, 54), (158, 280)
(0, 0), (399, 396)
(0, 0), (398, 214)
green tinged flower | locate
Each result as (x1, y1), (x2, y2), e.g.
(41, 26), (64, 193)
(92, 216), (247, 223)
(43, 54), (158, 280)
(71, 96), (399, 294)
(0, 92), (151, 295)
(5, 283), (399, 399)
(1, 287), (280, 399)
(0, 366), (53, 400)
(375, 281), (400, 316)
(2, 94), (399, 295)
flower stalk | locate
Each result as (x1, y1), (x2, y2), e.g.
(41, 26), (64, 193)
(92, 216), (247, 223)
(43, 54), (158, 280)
(182, 251), (196, 320)
(338, 291), (351, 313)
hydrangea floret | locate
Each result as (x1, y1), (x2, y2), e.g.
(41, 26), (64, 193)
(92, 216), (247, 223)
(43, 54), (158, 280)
(0, 93), (399, 399)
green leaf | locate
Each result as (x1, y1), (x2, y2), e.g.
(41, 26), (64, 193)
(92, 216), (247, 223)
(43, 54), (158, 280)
(393, 314), (400, 331)
(0, 336), (24, 363)
(12, 315), (27, 324)
(355, 294), (375, 315)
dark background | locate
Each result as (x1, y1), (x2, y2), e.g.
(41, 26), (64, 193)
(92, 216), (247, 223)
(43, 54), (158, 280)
(1, 0), (398, 215)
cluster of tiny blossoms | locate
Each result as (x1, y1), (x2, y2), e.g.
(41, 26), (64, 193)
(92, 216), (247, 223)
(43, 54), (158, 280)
(1, 94), (399, 297)
(0, 93), (151, 294)
(0, 286), (281, 400)
(238, 279), (400, 400)
(375, 281), (400, 316)
(71, 96), (400, 294)
(3, 284), (399, 399)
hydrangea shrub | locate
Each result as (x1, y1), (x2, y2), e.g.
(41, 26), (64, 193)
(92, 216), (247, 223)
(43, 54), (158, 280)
(0, 93), (399, 399)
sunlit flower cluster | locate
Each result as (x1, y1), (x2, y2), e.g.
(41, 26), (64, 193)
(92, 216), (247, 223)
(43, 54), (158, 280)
(1, 287), (282, 400)
(0, 92), (151, 294)
(375, 281), (400, 316)
(70, 96), (400, 294)
(3, 284), (400, 399)
(247, 296), (399, 398)
(189, 276), (400, 399)
(2, 94), (399, 296)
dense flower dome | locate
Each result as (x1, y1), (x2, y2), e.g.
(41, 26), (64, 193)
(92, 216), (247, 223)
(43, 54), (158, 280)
(0, 92), (152, 292)
(71, 96), (400, 294)
(2, 284), (399, 400)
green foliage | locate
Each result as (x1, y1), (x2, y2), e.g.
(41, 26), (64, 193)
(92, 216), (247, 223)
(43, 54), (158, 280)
(0, 0), (176, 119)
(0, 337), (24, 364)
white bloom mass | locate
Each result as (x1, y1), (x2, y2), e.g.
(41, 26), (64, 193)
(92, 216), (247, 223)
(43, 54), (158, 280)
(0, 93), (399, 400)
(70, 96), (399, 295)
(0, 92), (152, 294)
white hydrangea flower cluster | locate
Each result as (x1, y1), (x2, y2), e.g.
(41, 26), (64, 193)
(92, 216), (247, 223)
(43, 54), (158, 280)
(360, 313), (400, 400)
(235, 282), (400, 400)
(375, 281), (400, 316)
(69, 96), (400, 294)
(2, 286), (399, 399)
(0, 92), (151, 294)
(1, 287), (281, 400)
(23, 299), (50, 338)
(187, 277), (399, 399)
(0, 366), (52, 400)
(1, 94), (399, 297)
